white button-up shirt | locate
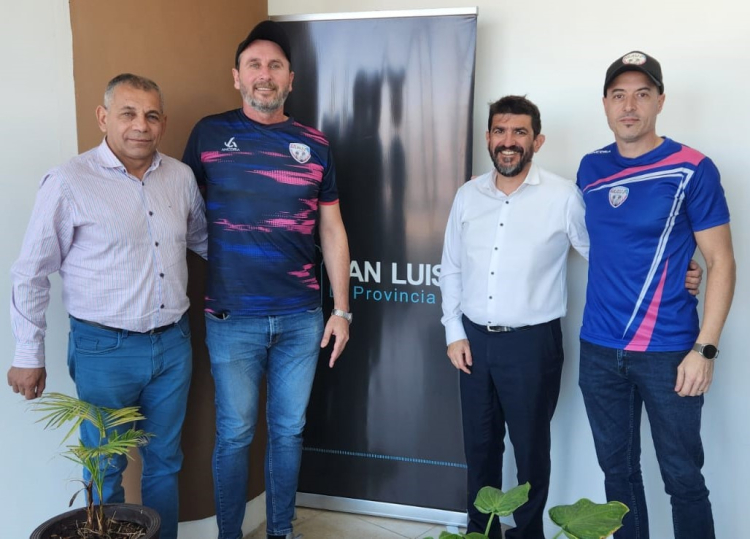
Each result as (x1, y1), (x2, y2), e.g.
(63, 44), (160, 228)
(440, 163), (589, 345)
(11, 140), (208, 368)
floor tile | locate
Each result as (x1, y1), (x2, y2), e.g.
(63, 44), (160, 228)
(294, 507), (323, 527)
(356, 514), (436, 537)
(243, 508), (480, 539)
(415, 524), (458, 538)
(294, 510), (408, 538)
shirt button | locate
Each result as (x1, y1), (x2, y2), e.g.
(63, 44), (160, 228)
(505, 201), (509, 204)
(160, 273), (164, 278)
(494, 247), (498, 251)
(499, 223), (504, 226)
(489, 296), (493, 299)
(155, 242), (159, 247)
(149, 211), (154, 216)
(160, 304), (165, 309)
(491, 272), (495, 275)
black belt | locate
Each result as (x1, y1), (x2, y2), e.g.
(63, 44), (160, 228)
(71, 316), (177, 335)
(486, 324), (532, 333)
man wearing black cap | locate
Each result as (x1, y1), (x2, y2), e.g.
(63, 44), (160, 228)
(183, 20), (351, 539)
(576, 51), (736, 538)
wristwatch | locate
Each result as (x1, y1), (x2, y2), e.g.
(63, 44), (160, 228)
(331, 308), (353, 324)
(692, 342), (719, 360)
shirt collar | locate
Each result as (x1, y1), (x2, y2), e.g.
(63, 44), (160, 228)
(95, 138), (162, 173)
(480, 162), (541, 195)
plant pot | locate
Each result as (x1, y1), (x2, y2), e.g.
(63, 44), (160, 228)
(30, 503), (161, 539)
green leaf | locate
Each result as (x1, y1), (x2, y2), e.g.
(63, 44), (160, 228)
(437, 533), (463, 539)
(549, 498), (629, 539)
(474, 483), (530, 517)
(465, 533), (489, 539)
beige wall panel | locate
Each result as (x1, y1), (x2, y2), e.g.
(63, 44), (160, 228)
(69, 0), (269, 521)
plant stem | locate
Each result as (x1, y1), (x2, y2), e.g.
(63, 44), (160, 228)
(484, 514), (495, 536)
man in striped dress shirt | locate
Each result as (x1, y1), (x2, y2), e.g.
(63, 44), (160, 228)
(7, 73), (208, 539)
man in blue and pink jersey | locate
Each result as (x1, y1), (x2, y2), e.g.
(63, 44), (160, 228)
(182, 21), (351, 539)
(577, 51), (736, 539)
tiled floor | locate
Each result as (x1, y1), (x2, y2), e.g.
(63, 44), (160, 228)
(243, 507), (469, 539)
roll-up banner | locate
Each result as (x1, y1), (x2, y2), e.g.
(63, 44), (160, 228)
(275, 9), (477, 523)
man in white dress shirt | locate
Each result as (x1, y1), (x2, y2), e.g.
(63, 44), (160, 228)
(440, 95), (588, 538)
(7, 73), (207, 539)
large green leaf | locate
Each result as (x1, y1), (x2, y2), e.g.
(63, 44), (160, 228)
(474, 483), (530, 517)
(548, 498), (629, 539)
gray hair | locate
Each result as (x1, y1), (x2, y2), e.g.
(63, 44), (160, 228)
(103, 73), (164, 112)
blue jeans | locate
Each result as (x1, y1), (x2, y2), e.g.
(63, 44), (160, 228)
(206, 308), (324, 539)
(579, 340), (714, 539)
(67, 314), (193, 539)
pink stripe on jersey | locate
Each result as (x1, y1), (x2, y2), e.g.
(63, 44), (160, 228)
(583, 146), (705, 193)
(201, 150), (254, 163)
(626, 259), (669, 351)
(294, 121), (329, 145)
(256, 164), (325, 186)
(288, 263), (320, 290)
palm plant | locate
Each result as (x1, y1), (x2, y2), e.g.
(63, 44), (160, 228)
(427, 483), (629, 539)
(33, 392), (152, 535)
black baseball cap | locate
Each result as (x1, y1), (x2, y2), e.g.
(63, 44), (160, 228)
(235, 20), (292, 69)
(603, 51), (663, 96)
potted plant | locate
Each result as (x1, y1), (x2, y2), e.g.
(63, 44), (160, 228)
(29, 392), (161, 539)
(426, 483), (629, 539)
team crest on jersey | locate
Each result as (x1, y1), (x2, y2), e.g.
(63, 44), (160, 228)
(289, 143), (311, 164)
(609, 186), (629, 208)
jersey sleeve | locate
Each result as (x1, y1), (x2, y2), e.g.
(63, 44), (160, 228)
(318, 146), (339, 205)
(685, 157), (730, 232)
(182, 122), (207, 197)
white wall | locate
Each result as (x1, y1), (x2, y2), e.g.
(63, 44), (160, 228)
(2, 0), (747, 537)
(268, 1), (749, 538)
(0, 0), (79, 536)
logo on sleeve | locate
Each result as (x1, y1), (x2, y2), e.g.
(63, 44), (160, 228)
(289, 143), (311, 164)
(609, 186), (629, 208)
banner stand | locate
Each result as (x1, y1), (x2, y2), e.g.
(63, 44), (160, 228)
(276, 8), (477, 525)
(296, 493), (466, 527)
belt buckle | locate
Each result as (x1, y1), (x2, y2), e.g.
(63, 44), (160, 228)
(486, 325), (513, 333)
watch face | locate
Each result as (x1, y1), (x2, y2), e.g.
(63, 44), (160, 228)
(702, 344), (718, 359)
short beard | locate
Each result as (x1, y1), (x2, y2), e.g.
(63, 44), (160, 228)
(240, 83), (290, 114)
(490, 145), (533, 178)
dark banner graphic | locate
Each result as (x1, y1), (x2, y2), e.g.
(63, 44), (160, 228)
(279, 11), (477, 513)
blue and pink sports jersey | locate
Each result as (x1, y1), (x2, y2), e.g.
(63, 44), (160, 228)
(183, 109), (339, 316)
(577, 137), (729, 352)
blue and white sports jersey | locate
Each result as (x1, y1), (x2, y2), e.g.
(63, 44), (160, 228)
(577, 138), (729, 351)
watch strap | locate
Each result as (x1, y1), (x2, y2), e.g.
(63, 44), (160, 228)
(692, 342), (719, 360)
(331, 308), (353, 324)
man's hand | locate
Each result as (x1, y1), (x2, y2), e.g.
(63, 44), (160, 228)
(321, 315), (350, 368)
(674, 350), (714, 397)
(685, 259), (703, 296)
(447, 339), (472, 374)
(7, 366), (47, 400)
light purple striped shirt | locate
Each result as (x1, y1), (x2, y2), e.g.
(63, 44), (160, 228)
(11, 140), (208, 368)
